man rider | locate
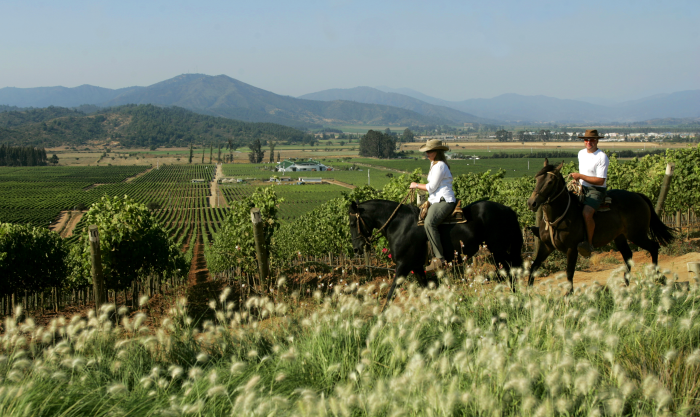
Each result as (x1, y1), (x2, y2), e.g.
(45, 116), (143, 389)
(567, 129), (609, 258)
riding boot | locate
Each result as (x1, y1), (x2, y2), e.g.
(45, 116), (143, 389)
(577, 241), (594, 258)
(425, 257), (445, 272)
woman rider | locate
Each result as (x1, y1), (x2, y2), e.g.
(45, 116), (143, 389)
(409, 139), (456, 272)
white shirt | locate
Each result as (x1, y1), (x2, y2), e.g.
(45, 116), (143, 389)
(426, 161), (456, 204)
(578, 149), (609, 187)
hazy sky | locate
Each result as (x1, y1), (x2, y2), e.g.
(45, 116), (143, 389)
(1, 0), (698, 101)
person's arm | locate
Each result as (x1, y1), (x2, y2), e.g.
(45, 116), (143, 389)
(568, 172), (605, 186)
(410, 163), (444, 191)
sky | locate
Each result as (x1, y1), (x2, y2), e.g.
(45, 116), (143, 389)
(1, 0), (698, 102)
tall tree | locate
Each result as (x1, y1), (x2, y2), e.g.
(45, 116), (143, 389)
(248, 138), (265, 163)
(209, 143), (213, 163)
(400, 128), (415, 143)
(359, 130), (396, 159)
(188, 142), (194, 164)
(269, 141), (276, 163)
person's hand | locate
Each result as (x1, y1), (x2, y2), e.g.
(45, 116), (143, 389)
(568, 173), (580, 180)
(409, 182), (418, 189)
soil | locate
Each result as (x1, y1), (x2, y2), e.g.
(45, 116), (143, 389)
(209, 164), (229, 208)
(536, 251), (700, 288)
(57, 210), (87, 237)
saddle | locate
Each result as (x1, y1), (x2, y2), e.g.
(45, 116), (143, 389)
(417, 199), (467, 226)
(567, 180), (612, 212)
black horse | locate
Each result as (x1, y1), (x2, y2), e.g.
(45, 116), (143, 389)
(526, 160), (675, 290)
(349, 199), (523, 303)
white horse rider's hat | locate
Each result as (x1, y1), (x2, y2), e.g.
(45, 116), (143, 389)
(419, 139), (450, 152)
(578, 129), (604, 140)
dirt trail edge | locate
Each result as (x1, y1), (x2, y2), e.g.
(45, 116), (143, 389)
(185, 227), (225, 324)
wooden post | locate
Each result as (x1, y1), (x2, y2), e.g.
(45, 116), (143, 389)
(655, 163), (674, 215)
(250, 208), (270, 283)
(88, 225), (106, 312)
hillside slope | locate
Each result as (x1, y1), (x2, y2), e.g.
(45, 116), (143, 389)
(0, 104), (311, 147)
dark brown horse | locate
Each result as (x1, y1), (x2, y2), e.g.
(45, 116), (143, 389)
(526, 159), (675, 290)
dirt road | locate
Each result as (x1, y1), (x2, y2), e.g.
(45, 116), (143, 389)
(533, 251), (700, 289)
(209, 164), (229, 208)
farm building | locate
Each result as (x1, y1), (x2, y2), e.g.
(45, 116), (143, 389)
(190, 178), (207, 183)
(275, 159), (331, 173)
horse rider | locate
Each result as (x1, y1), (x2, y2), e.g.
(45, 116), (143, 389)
(409, 139), (456, 271)
(567, 129), (609, 258)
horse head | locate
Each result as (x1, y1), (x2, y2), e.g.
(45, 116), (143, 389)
(527, 158), (565, 211)
(348, 200), (371, 255)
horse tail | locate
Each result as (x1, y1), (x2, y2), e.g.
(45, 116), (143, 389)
(639, 193), (676, 246)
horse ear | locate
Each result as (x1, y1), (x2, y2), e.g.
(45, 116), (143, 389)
(555, 161), (564, 172)
(543, 158), (549, 167)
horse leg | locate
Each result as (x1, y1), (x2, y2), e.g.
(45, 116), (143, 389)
(628, 234), (661, 265)
(528, 243), (553, 286)
(382, 262), (419, 312)
(565, 248), (578, 295)
(614, 235), (633, 285)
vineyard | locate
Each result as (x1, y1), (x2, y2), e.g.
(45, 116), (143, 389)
(0, 145), (699, 317)
(1, 146), (700, 415)
(352, 157), (579, 179)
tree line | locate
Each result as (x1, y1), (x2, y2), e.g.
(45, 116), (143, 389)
(0, 144), (53, 166)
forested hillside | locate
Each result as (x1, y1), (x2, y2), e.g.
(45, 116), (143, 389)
(0, 104), (314, 147)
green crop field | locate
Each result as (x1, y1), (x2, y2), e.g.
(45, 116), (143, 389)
(352, 157), (579, 178)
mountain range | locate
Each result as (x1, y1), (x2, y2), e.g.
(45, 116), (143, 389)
(0, 75), (484, 129)
(1, 74), (698, 127)
(371, 86), (700, 123)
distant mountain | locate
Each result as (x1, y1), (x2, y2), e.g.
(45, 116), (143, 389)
(375, 87), (700, 123)
(0, 75), (457, 129)
(0, 104), (310, 147)
(298, 86), (496, 124)
(2, 75), (697, 125)
(0, 85), (142, 108)
(374, 86), (448, 106)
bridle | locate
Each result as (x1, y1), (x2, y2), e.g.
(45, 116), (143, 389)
(351, 189), (415, 247)
(535, 171), (572, 251)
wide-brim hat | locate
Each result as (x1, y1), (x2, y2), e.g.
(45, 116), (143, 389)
(578, 129), (604, 140)
(419, 139), (450, 152)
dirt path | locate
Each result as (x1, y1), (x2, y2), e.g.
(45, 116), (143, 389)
(125, 166), (156, 183)
(533, 251), (700, 288)
(209, 164), (229, 208)
(49, 211), (70, 234)
(184, 228), (224, 324)
(50, 210), (85, 237)
(325, 179), (356, 189)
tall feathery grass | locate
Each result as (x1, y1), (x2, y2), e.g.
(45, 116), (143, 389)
(1, 265), (699, 416)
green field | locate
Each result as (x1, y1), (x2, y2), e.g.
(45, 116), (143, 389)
(352, 157), (579, 178)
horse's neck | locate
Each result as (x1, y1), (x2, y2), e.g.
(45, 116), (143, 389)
(543, 190), (574, 224)
(365, 201), (401, 231)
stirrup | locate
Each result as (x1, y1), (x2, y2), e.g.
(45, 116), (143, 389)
(425, 257), (445, 272)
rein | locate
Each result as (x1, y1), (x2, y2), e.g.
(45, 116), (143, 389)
(353, 189), (415, 246)
(539, 172), (572, 252)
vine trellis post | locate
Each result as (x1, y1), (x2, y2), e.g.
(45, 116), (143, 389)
(88, 225), (106, 313)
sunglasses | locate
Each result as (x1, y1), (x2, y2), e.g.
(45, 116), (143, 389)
(583, 138), (597, 142)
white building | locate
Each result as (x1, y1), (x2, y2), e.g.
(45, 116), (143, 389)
(275, 159), (330, 173)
